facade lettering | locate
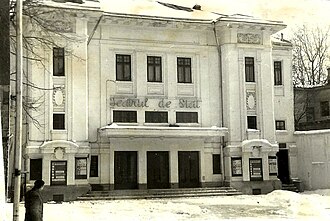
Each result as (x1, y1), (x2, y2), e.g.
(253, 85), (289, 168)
(110, 97), (149, 108)
(179, 99), (200, 108)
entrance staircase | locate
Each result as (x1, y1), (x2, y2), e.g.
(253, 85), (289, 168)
(76, 187), (242, 201)
(281, 183), (300, 192)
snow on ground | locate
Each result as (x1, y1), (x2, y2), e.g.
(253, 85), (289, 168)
(3, 190), (330, 221)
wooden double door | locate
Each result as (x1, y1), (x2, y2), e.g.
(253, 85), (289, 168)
(114, 151), (138, 189)
(147, 151), (170, 189)
(178, 151), (200, 188)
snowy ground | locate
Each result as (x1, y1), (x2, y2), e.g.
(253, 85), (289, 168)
(3, 190), (330, 221)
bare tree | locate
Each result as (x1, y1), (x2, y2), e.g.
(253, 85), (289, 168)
(292, 25), (330, 87)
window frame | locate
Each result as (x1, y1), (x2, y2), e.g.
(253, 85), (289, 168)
(245, 57), (255, 82)
(30, 158), (42, 180)
(75, 157), (88, 180)
(212, 154), (221, 174)
(147, 56), (162, 82)
(176, 111), (198, 123)
(90, 155), (99, 177)
(53, 47), (65, 77)
(177, 57), (192, 83)
(231, 157), (242, 176)
(249, 158), (263, 181)
(268, 156), (277, 176)
(116, 54), (132, 81)
(274, 61), (283, 85)
(113, 110), (137, 123)
(247, 116), (257, 129)
(275, 120), (286, 130)
(145, 111), (168, 123)
(53, 113), (65, 130)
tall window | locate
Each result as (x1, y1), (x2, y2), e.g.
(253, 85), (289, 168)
(177, 57), (192, 83)
(75, 158), (87, 179)
(147, 56), (162, 82)
(53, 47), (65, 76)
(90, 156), (98, 177)
(213, 154), (221, 174)
(30, 159), (42, 180)
(274, 61), (282, 85)
(275, 120), (286, 130)
(176, 112), (198, 123)
(116, 54), (131, 81)
(53, 113), (65, 130)
(113, 110), (137, 123)
(247, 116), (257, 129)
(320, 101), (329, 117)
(145, 111), (168, 123)
(245, 57), (255, 82)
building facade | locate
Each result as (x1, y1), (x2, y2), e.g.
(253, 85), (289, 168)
(11, 1), (297, 201)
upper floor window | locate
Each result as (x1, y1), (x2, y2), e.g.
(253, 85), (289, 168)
(247, 116), (257, 129)
(53, 47), (65, 76)
(53, 113), (65, 130)
(177, 57), (192, 83)
(320, 101), (329, 117)
(116, 54), (131, 81)
(275, 120), (286, 130)
(176, 111), (198, 123)
(145, 111), (168, 123)
(274, 61), (282, 85)
(245, 57), (255, 82)
(147, 56), (162, 82)
(113, 110), (137, 123)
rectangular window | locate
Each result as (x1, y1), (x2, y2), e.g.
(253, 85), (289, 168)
(90, 156), (98, 177)
(231, 157), (242, 176)
(116, 54), (131, 81)
(213, 154), (221, 174)
(176, 112), (198, 123)
(268, 156), (277, 176)
(145, 111), (168, 123)
(53, 47), (65, 76)
(51, 161), (67, 186)
(147, 56), (162, 82)
(275, 120), (286, 130)
(274, 61), (282, 85)
(247, 116), (257, 129)
(320, 101), (329, 117)
(113, 110), (137, 123)
(249, 158), (263, 181)
(245, 57), (255, 82)
(30, 159), (42, 180)
(177, 57), (192, 83)
(53, 113), (65, 130)
(306, 107), (315, 122)
(75, 158), (87, 179)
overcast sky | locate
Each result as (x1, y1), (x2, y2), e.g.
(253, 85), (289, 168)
(100, 0), (330, 35)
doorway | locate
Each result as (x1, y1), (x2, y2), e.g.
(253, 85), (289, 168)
(147, 151), (170, 189)
(178, 151), (200, 188)
(114, 151), (138, 189)
(277, 149), (290, 184)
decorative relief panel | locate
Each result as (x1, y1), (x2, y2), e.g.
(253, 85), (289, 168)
(177, 84), (194, 96)
(53, 86), (65, 111)
(246, 91), (256, 111)
(54, 147), (65, 160)
(237, 33), (261, 44)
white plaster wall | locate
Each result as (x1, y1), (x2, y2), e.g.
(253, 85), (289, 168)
(295, 130), (330, 190)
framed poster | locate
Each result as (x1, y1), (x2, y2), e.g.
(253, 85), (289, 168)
(75, 158), (87, 179)
(231, 157), (242, 176)
(51, 161), (67, 186)
(268, 156), (278, 176)
(249, 158), (263, 181)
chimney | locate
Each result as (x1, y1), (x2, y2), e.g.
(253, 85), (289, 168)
(327, 68), (330, 84)
(193, 4), (201, 10)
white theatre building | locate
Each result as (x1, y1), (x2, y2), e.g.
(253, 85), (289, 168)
(13, 0), (297, 201)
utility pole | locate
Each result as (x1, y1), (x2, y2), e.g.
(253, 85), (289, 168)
(13, 0), (23, 220)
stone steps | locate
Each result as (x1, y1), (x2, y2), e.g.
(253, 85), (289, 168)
(76, 187), (242, 200)
(282, 184), (300, 192)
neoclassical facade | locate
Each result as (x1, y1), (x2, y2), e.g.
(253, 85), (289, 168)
(12, 1), (297, 200)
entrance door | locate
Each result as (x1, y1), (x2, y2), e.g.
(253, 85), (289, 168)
(277, 149), (290, 184)
(114, 151), (138, 189)
(178, 151), (200, 188)
(147, 151), (170, 189)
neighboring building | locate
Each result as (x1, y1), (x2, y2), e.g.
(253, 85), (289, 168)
(9, 0), (297, 200)
(295, 77), (330, 131)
